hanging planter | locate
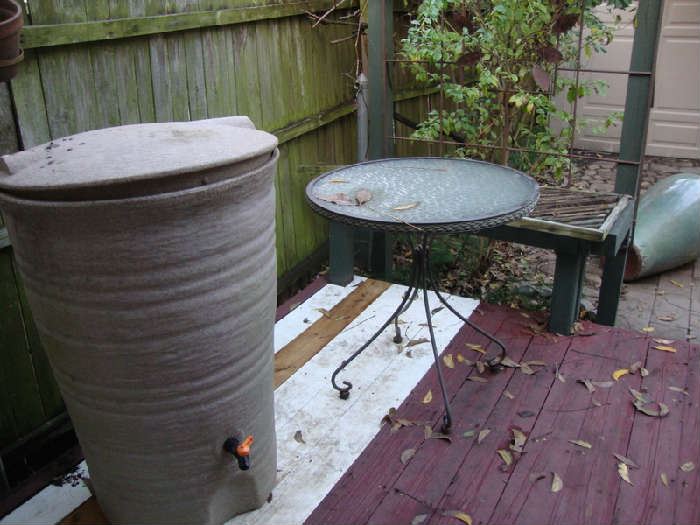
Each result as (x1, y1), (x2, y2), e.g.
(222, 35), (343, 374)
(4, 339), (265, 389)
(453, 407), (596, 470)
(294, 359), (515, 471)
(0, 0), (23, 83)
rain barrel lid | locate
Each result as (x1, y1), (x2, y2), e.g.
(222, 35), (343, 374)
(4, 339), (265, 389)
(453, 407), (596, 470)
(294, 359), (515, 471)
(0, 116), (278, 201)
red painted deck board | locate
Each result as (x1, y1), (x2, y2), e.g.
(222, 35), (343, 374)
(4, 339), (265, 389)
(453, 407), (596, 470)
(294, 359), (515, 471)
(305, 305), (700, 525)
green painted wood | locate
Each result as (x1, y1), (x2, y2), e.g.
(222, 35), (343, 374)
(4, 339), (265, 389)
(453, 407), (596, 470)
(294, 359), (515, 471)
(368, 0), (394, 160)
(614, 0), (663, 197)
(21, 1), (358, 49)
(286, 137), (316, 262)
(275, 143), (298, 273)
(0, 251), (46, 444)
(328, 221), (354, 285)
(549, 250), (587, 334)
(596, 241), (629, 327)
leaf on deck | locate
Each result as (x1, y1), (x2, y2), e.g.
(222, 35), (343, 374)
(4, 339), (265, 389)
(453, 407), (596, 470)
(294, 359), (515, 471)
(497, 449), (513, 466)
(654, 338), (674, 345)
(632, 398), (670, 418)
(463, 430), (476, 438)
(511, 429), (527, 453)
(443, 354), (455, 369)
(551, 472), (563, 493)
(500, 356), (520, 368)
(444, 511), (473, 525)
(613, 453), (639, 469)
(641, 326), (655, 333)
(661, 473), (669, 487)
(668, 386), (689, 396)
(578, 379), (596, 393)
(468, 376), (488, 383)
(503, 390), (515, 400)
(408, 338), (430, 348)
(653, 345), (677, 353)
(613, 368), (630, 381)
(477, 429), (491, 444)
(422, 389), (433, 404)
(657, 314), (678, 322)
(401, 448), (416, 465)
(669, 279), (684, 288)
(680, 462), (696, 472)
(568, 439), (592, 449)
(294, 430), (306, 444)
(618, 462), (634, 485)
(475, 361), (486, 374)
(411, 514), (428, 525)
(466, 343), (486, 354)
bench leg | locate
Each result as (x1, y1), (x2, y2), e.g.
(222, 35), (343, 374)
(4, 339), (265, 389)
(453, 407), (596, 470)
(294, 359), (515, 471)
(549, 250), (586, 334)
(368, 231), (393, 280)
(596, 244), (629, 326)
(328, 221), (354, 286)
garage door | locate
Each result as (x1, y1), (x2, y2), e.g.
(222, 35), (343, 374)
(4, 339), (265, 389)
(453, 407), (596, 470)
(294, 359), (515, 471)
(573, 0), (700, 159)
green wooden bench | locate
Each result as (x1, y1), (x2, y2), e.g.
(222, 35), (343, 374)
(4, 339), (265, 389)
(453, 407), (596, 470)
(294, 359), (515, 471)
(322, 0), (661, 334)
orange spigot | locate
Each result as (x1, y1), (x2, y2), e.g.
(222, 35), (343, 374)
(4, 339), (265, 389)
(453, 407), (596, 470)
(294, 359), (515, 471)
(223, 434), (254, 471)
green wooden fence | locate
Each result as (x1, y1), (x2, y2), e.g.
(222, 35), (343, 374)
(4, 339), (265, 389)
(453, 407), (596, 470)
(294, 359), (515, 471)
(0, 0), (433, 488)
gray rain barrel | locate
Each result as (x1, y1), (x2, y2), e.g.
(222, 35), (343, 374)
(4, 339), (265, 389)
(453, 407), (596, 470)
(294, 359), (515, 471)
(0, 117), (279, 525)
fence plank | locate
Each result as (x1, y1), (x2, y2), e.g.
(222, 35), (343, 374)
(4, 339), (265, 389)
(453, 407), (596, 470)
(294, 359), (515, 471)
(232, 23), (263, 126)
(0, 252), (46, 442)
(0, 84), (18, 155)
(9, 52), (51, 148)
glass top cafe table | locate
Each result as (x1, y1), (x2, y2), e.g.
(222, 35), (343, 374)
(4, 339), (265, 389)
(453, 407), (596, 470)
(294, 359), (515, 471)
(305, 157), (539, 433)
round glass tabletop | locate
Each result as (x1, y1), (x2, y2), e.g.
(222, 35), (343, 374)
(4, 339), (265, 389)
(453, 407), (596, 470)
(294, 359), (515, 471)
(305, 157), (539, 233)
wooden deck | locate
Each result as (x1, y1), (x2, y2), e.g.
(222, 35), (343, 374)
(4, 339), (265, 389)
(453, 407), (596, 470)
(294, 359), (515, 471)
(2, 277), (698, 525)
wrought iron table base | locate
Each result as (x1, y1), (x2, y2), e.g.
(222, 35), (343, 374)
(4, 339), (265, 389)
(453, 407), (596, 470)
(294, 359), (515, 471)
(331, 233), (509, 433)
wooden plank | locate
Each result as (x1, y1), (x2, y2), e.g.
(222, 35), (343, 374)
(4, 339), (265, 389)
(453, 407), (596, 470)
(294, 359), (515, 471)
(201, 26), (236, 118)
(488, 327), (648, 525)
(59, 498), (107, 525)
(370, 312), (535, 524)
(274, 278), (390, 387)
(0, 251), (46, 443)
(183, 30), (208, 120)
(231, 22), (262, 126)
(275, 144), (299, 272)
(8, 49), (51, 148)
(613, 337), (699, 525)
(305, 303), (512, 525)
(21, 1), (359, 49)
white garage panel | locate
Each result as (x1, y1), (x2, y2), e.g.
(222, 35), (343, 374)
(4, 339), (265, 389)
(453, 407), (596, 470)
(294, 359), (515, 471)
(572, 0), (700, 159)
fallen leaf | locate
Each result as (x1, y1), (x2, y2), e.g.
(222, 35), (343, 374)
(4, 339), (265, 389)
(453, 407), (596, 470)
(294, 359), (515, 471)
(591, 380), (615, 388)
(475, 361), (486, 374)
(618, 462), (634, 485)
(517, 410), (536, 418)
(680, 462), (695, 472)
(466, 343), (486, 354)
(529, 472), (547, 482)
(315, 307), (332, 318)
(443, 354), (455, 369)
(423, 389), (433, 404)
(633, 398), (670, 417)
(294, 430), (305, 444)
(431, 306), (444, 315)
(456, 353), (466, 363)
(500, 356), (520, 368)
(668, 386), (689, 396)
(411, 514), (428, 525)
(503, 390), (515, 400)
(445, 510), (473, 525)
(401, 448), (416, 465)
(355, 188), (372, 205)
(613, 368), (630, 381)
(657, 314), (677, 322)
(328, 178), (348, 183)
(424, 425), (432, 439)
(569, 439), (592, 449)
(653, 345), (677, 353)
(511, 429), (527, 453)
(640, 368), (649, 377)
(661, 473), (669, 487)
(613, 453), (639, 469)
(527, 360), (547, 367)
(556, 372), (566, 383)
(654, 338), (674, 345)
(641, 326), (655, 333)
(629, 361), (643, 374)
(592, 397), (603, 407)
(670, 279), (684, 288)
(477, 429), (491, 444)
(579, 379), (596, 393)
(392, 202), (419, 211)
(468, 376), (488, 383)
(497, 449), (513, 466)
(520, 362), (535, 375)
(463, 430), (475, 438)
(629, 388), (652, 404)
(551, 472), (563, 493)
(408, 338), (430, 348)
(318, 192), (355, 206)
(427, 430), (453, 443)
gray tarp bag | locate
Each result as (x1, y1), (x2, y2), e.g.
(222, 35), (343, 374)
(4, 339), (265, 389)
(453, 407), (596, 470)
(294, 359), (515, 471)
(0, 117), (279, 525)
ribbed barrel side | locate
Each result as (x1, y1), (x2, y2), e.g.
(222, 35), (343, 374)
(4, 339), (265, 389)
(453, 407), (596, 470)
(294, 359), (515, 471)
(0, 153), (279, 525)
